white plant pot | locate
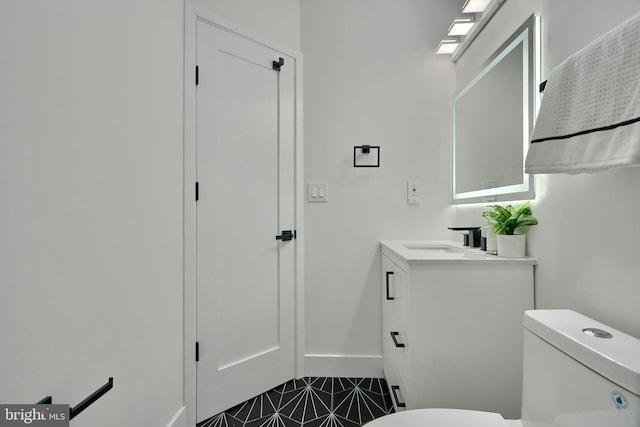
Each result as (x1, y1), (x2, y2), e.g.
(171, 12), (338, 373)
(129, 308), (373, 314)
(497, 234), (527, 258)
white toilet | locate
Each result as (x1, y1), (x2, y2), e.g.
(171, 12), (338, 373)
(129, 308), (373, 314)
(368, 309), (640, 427)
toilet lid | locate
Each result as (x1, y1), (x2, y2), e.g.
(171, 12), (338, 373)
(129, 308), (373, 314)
(366, 408), (508, 427)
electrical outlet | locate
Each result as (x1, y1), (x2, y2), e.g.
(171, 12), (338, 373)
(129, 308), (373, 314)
(407, 180), (421, 204)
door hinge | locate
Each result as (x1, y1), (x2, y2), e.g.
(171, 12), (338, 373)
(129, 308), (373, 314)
(196, 342), (200, 362)
(195, 65), (199, 86)
(195, 182), (199, 201)
(272, 57), (284, 71)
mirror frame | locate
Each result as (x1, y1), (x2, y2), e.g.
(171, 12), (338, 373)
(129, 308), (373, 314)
(451, 15), (539, 204)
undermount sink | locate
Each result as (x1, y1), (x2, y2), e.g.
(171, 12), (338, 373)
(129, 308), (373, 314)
(379, 241), (536, 264)
(401, 243), (476, 258)
(402, 244), (466, 253)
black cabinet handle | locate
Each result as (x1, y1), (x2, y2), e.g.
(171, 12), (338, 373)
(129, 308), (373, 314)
(385, 271), (394, 300)
(391, 385), (406, 408)
(390, 331), (405, 348)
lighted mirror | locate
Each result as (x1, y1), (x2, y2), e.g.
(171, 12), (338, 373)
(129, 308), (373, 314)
(452, 15), (539, 204)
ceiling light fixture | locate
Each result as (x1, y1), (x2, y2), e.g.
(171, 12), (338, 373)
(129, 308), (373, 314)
(435, 0), (506, 60)
(436, 38), (460, 55)
(462, 0), (492, 14)
(448, 17), (475, 36)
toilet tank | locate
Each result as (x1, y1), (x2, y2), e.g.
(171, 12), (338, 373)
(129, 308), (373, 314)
(520, 310), (640, 427)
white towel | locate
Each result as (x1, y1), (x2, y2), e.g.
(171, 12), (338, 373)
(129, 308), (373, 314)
(525, 12), (640, 174)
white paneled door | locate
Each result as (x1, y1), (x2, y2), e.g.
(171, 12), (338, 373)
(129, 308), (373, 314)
(195, 19), (296, 422)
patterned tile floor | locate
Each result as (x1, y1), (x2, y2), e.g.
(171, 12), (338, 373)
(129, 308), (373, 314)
(198, 377), (394, 427)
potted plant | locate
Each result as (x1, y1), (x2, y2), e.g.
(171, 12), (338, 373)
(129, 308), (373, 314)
(482, 201), (538, 258)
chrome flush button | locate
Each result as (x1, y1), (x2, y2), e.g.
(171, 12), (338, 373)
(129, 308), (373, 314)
(611, 391), (629, 410)
(582, 327), (613, 338)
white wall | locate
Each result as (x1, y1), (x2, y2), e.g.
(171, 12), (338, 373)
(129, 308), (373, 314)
(453, 0), (640, 337)
(301, 0), (463, 376)
(0, 2), (184, 426)
(6, 0), (638, 422)
(0, 1), (301, 426)
(302, 0), (640, 379)
(192, 0), (300, 50)
(0, 1), (300, 425)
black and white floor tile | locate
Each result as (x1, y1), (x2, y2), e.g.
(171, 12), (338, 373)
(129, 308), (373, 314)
(198, 377), (394, 427)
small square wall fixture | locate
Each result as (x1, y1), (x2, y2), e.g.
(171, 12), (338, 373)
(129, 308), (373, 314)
(436, 38), (460, 55)
(354, 145), (380, 167)
(448, 17), (475, 36)
(462, 0), (492, 13)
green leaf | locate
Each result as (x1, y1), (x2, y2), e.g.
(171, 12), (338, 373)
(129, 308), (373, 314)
(482, 202), (538, 235)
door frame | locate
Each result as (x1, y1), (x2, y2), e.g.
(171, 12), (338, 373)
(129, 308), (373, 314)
(183, 3), (305, 426)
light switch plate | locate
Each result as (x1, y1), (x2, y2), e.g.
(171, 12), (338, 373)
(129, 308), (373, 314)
(308, 182), (328, 202)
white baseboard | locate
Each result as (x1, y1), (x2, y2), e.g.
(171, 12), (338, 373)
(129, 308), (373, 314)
(304, 354), (383, 378)
(167, 406), (186, 427)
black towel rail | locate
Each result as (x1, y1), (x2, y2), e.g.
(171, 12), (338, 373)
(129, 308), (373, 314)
(36, 396), (53, 405)
(539, 80), (547, 93)
(35, 377), (114, 420)
(70, 377), (113, 419)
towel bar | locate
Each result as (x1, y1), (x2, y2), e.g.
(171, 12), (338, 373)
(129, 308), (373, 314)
(34, 377), (114, 420)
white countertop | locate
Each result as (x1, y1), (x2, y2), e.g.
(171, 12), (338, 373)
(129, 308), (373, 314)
(380, 240), (537, 265)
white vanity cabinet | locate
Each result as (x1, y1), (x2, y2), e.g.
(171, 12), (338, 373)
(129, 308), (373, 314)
(380, 241), (535, 419)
